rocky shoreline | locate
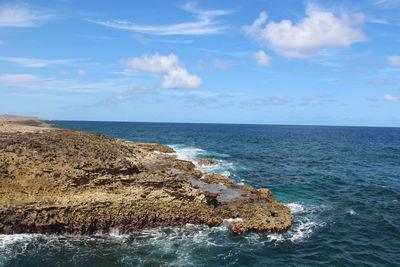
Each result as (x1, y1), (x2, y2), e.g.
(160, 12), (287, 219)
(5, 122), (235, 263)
(0, 119), (292, 235)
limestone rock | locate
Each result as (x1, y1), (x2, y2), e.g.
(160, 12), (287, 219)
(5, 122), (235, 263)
(196, 157), (214, 165)
(0, 124), (292, 235)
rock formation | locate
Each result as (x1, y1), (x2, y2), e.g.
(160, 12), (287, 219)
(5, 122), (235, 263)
(0, 119), (292, 235)
(196, 157), (214, 165)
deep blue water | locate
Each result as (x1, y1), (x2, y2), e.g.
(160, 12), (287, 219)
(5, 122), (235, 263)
(2, 121), (400, 266)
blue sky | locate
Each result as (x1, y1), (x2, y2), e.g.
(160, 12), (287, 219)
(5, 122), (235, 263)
(0, 0), (399, 126)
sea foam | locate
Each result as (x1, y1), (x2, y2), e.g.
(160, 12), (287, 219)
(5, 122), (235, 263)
(264, 202), (328, 243)
(169, 144), (238, 179)
(169, 144), (327, 244)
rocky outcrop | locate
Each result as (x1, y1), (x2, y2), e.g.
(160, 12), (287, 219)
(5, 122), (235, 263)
(196, 157), (214, 165)
(0, 122), (292, 235)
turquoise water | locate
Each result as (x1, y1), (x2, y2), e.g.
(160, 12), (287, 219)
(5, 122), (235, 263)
(2, 121), (400, 266)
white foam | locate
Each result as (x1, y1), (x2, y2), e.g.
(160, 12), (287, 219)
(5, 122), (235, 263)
(264, 217), (322, 244)
(168, 145), (329, 245)
(289, 219), (320, 242)
(108, 228), (130, 240)
(347, 209), (357, 215)
(0, 234), (41, 249)
(263, 202), (329, 243)
(169, 145), (206, 162)
(267, 233), (285, 242)
(169, 144), (238, 180)
(287, 203), (305, 214)
(0, 206), (325, 265)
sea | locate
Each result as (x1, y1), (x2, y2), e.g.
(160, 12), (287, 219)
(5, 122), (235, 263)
(1, 121), (400, 266)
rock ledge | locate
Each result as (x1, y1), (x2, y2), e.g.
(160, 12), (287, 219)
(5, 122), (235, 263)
(0, 121), (292, 235)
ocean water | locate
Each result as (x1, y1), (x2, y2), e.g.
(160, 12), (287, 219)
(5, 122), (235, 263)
(2, 121), (400, 266)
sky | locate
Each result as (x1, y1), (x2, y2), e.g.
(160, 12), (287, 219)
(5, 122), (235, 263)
(0, 0), (399, 126)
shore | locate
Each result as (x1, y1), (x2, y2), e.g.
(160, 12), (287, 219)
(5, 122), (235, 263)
(0, 115), (54, 133)
(0, 116), (292, 235)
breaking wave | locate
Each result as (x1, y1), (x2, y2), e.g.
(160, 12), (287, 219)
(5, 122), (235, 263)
(169, 144), (240, 179)
(0, 200), (328, 266)
(1, 147), (329, 266)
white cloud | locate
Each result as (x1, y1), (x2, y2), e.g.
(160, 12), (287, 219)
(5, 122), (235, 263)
(89, 2), (233, 35)
(0, 5), (49, 27)
(59, 69), (87, 77)
(0, 73), (124, 93)
(249, 95), (294, 105)
(114, 69), (140, 77)
(0, 57), (81, 67)
(100, 94), (136, 105)
(243, 8), (366, 58)
(252, 50), (270, 66)
(367, 17), (391, 25)
(266, 95), (293, 104)
(98, 85), (157, 105)
(122, 53), (179, 73)
(169, 90), (237, 107)
(388, 55), (400, 66)
(302, 99), (321, 105)
(122, 53), (202, 89)
(0, 74), (38, 83)
(368, 79), (394, 86)
(171, 90), (234, 98)
(42, 80), (121, 93)
(384, 94), (400, 102)
(242, 11), (268, 39)
(374, 0), (400, 8)
(162, 68), (202, 89)
(11, 92), (58, 98)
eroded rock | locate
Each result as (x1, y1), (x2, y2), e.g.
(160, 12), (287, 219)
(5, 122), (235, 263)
(196, 157), (214, 165)
(0, 125), (292, 235)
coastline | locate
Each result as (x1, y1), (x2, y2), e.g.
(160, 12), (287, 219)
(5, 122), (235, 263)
(0, 116), (292, 235)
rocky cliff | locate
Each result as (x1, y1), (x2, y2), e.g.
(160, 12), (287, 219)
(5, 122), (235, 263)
(0, 121), (292, 235)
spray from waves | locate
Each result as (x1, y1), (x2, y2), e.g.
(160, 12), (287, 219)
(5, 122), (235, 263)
(168, 145), (327, 244)
(168, 144), (242, 180)
(0, 221), (245, 266)
(0, 233), (53, 264)
(287, 203), (305, 214)
(1, 234), (31, 265)
(0, 216), (308, 266)
(0, 149), (328, 265)
(265, 202), (328, 243)
(0, 204), (326, 266)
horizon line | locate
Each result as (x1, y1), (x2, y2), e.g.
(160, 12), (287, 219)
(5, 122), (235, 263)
(45, 118), (400, 129)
